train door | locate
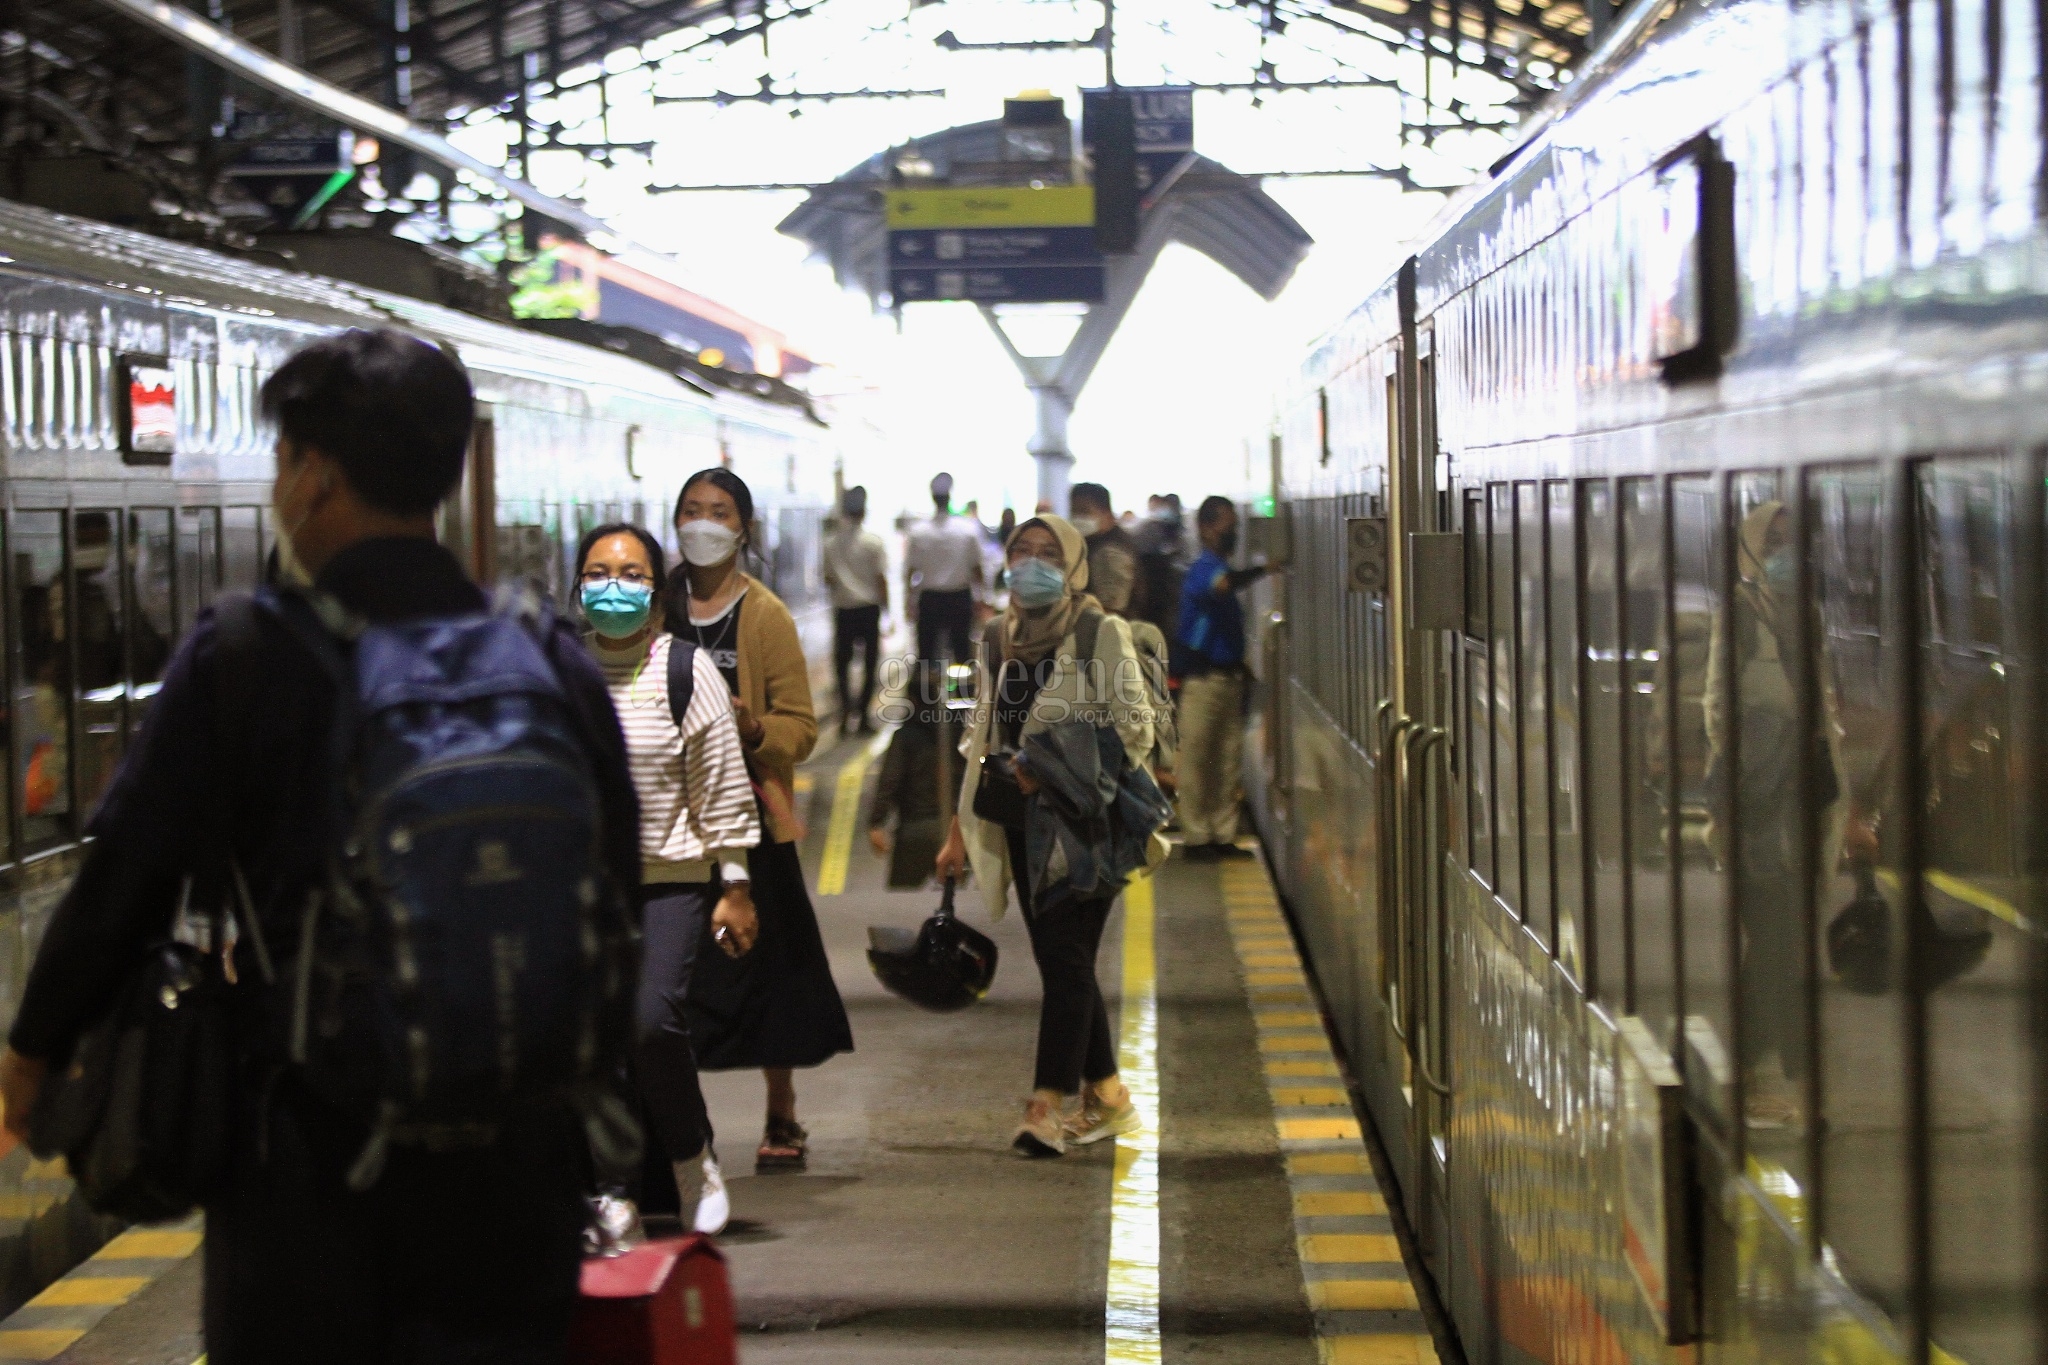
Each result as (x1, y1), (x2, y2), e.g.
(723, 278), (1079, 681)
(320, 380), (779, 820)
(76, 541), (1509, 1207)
(1394, 318), (1456, 1287)
(1365, 284), (1456, 1295)
(437, 405), (497, 584)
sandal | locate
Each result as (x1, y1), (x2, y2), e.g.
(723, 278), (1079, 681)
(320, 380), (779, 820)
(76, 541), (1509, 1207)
(756, 1117), (809, 1173)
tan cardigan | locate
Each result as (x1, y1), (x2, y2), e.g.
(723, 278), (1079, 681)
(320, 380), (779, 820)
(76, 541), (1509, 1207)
(729, 574), (819, 844)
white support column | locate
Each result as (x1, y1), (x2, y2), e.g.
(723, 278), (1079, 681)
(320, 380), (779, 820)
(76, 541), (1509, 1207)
(979, 202), (1179, 510)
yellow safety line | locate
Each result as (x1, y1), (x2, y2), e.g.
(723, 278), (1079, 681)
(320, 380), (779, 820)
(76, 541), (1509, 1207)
(812, 729), (892, 896)
(1217, 861), (1440, 1365)
(1106, 872), (1161, 1363)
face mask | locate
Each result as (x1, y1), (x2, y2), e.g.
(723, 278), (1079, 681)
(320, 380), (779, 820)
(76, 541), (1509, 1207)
(1009, 557), (1067, 608)
(1070, 514), (1102, 537)
(678, 519), (741, 568)
(580, 579), (655, 638)
(271, 457), (316, 587)
(1762, 548), (1794, 593)
(1216, 527), (1239, 558)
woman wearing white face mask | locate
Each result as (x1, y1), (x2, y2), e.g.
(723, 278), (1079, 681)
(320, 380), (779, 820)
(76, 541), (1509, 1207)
(667, 468), (852, 1174)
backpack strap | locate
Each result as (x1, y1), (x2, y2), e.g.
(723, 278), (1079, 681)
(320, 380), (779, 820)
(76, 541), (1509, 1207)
(1075, 606), (1105, 663)
(666, 637), (699, 731)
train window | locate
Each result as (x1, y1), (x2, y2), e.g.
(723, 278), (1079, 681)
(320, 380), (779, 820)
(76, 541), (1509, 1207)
(1514, 484), (1553, 948)
(1722, 472), (1805, 1154)
(1918, 453), (2039, 1365)
(176, 507), (221, 637)
(1581, 480), (1624, 1007)
(1546, 482), (1584, 983)
(1809, 463), (1908, 1329)
(1671, 474), (1732, 1123)
(496, 502), (556, 600)
(14, 510), (71, 849)
(223, 508), (261, 591)
(127, 509), (174, 738)
(1489, 483), (1521, 913)
(1463, 490), (1487, 639)
(1465, 492), (1492, 885)
(0, 514), (11, 859)
(71, 511), (126, 818)
(1620, 477), (1676, 1048)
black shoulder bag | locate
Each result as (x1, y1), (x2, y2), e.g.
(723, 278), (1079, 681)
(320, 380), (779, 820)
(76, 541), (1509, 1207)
(28, 594), (275, 1222)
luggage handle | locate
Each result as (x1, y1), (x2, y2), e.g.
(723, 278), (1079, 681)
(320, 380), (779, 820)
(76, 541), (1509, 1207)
(936, 876), (957, 921)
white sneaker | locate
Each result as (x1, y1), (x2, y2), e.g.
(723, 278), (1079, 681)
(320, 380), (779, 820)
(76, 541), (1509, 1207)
(692, 1152), (731, 1235)
(672, 1156), (706, 1229)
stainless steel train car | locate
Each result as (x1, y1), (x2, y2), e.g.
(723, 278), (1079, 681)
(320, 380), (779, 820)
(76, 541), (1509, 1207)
(0, 197), (836, 1306)
(1252, 0), (2045, 1362)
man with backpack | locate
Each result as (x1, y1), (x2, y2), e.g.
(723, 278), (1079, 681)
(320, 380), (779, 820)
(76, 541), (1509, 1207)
(0, 328), (641, 1363)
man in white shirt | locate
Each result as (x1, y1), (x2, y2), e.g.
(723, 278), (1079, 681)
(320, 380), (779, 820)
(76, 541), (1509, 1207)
(822, 485), (890, 735)
(905, 472), (984, 665)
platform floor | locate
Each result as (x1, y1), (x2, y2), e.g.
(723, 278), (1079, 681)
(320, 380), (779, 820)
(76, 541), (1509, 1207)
(3, 733), (1444, 1364)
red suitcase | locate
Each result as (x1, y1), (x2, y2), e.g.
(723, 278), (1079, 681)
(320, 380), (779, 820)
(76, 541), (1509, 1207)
(569, 1236), (739, 1365)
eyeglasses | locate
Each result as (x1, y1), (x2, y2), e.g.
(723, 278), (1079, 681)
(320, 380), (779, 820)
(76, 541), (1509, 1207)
(580, 567), (655, 587)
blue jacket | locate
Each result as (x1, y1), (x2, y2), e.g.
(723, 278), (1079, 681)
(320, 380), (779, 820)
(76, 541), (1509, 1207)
(1020, 722), (1172, 915)
(1176, 549), (1246, 671)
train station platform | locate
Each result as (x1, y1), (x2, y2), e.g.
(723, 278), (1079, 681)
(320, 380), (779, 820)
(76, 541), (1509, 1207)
(0, 733), (1449, 1365)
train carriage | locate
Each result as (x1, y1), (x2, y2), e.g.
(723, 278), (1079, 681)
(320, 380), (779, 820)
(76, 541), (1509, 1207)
(1255, 0), (2046, 1362)
(0, 197), (836, 1301)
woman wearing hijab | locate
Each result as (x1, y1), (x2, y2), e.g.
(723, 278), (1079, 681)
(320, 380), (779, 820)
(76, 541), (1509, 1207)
(668, 468), (853, 1174)
(935, 514), (1158, 1157)
(1704, 500), (1857, 1131)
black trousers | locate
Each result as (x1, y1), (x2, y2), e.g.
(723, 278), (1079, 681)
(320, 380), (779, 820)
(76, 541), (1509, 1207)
(1006, 827), (1119, 1095)
(637, 883), (716, 1163)
(916, 588), (975, 666)
(834, 604), (882, 725)
(205, 1088), (586, 1365)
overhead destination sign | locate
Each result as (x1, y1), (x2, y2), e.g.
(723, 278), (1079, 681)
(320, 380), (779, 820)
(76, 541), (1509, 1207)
(884, 185), (1096, 230)
(890, 226), (1098, 266)
(892, 265), (1106, 304)
(1127, 85), (1196, 194)
(887, 184), (1103, 304)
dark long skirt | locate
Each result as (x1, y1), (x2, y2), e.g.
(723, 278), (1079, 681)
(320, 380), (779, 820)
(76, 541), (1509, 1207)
(685, 839), (854, 1070)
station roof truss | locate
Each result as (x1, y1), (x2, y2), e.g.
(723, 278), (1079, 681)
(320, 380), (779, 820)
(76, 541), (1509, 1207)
(6, 0), (1608, 235)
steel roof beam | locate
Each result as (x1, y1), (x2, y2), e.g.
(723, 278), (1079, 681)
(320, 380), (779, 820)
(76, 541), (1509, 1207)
(89, 0), (658, 251)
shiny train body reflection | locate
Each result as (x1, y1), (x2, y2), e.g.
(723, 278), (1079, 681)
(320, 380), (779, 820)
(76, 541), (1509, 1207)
(0, 197), (836, 1305)
(1253, 0), (2043, 1362)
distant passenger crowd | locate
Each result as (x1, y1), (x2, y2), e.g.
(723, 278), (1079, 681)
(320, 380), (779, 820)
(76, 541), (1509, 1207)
(0, 328), (1272, 1363)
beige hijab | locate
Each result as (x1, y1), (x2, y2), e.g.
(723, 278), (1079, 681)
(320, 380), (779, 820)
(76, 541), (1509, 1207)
(1002, 513), (1101, 665)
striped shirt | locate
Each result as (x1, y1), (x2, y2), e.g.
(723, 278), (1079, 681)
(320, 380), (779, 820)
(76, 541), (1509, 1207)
(592, 631), (761, 884)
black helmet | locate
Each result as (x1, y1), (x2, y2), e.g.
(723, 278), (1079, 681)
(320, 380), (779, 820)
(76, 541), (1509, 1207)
(867, 879), (998, 1012)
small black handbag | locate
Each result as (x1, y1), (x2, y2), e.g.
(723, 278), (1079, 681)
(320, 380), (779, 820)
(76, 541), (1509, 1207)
(28, 882), (241, 1224)
(973, 752), (1030, 830)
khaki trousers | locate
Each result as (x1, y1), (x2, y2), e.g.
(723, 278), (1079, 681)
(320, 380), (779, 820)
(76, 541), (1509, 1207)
(1177, 669), (1246, 845)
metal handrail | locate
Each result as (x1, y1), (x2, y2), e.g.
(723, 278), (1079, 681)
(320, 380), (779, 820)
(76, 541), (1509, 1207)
(1378, 712), (1419, 1036)
(1407, 726), (1453, 1100)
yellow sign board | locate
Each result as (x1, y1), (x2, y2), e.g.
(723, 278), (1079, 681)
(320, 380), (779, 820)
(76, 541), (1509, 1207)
(883, 184), (1096, 229)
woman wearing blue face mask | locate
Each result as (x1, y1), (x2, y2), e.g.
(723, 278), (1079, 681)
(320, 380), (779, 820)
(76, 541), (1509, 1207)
(575, 522), (762, 1242)
(935, 515), (1161, 1157)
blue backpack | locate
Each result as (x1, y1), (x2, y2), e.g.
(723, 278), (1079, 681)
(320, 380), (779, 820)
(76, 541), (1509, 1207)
(241, 586), (634, 1189)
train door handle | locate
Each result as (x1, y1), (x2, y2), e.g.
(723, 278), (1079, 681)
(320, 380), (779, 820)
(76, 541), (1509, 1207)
(1404, 726), (1453, 1101)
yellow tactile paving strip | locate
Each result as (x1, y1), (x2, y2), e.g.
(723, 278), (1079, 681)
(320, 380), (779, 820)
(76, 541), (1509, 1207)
(0, 1216), (202, 1362)
(1218, 856), (1441, 1365)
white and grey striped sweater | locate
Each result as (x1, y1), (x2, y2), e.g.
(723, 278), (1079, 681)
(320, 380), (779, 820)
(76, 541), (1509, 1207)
(591, 631), (761, 884)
